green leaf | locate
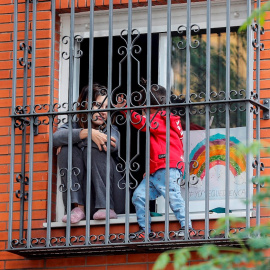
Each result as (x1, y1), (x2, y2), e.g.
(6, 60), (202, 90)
(252, 176), (270, 185)
(153, 253), (171, 270)
(232, 253), (248, 264)
(173, 249), (191, 269)
(253, 193), (270, 203)
(247, 237), (270, 249)
(197, 244), (219, 259)
(239, 1), (270, 31)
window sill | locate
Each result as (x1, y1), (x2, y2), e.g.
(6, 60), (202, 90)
(43, 210), (255, 228)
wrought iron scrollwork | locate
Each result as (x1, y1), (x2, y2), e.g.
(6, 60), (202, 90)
(177, 24), (201, 50)
(252, 159), (258, 169)
(210, 91), (226, 101)
(250, 91), (258, 101)
(14, 105), (39, 134)
(18, 42), (32, 69)
(31, 238), (46, 247)
(15, 174), (29, 200)
(252, 24), (265, 51)
(250, 105), (259, 115)
(11, 238), (27, 249)
(230, 89), (246, 100)
(59, 167), (81, 193)
(260, 162), (264, 172)
(190, 92), (206, 103)
(253, 161), (265, 187)
(109, 233), (125, 243)
(62, 35), (84, 60)
(229, 102), (246, 113)
(50, 237), (66, 246)
(70, 235), (85, 245)
(190, 104), (206, 115)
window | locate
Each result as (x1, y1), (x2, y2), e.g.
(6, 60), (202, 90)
(157, 27), (251, 214)
(56, 0), (253, 223)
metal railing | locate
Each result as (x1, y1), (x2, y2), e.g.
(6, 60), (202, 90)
(7, 0), (269, 257)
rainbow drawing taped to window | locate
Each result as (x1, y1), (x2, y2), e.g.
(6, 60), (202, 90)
(189, 134), (246, 180)
(181, 127), (248, 210)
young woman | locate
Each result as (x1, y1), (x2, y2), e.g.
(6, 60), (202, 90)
(53, 84), (125, 223)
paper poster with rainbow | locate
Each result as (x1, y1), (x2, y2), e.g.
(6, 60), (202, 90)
(189, 133), (246, 181)
(181, 127), (248, 208)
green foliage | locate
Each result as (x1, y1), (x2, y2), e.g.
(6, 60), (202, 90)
(153, 142), (270, 270)
(153, 253), (171, 270)
(197, 244), (219, 259)
(237, 140), (262, 155)
(239, 1), (270, 32)
(173, 249), (191, 269)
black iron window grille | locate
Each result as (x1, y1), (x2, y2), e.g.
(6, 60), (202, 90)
(8, 0), (269, 257)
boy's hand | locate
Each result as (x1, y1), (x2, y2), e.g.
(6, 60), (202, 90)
(115, 94), (127, 108)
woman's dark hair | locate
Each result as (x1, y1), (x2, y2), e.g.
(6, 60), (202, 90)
(139, 78), (167, 106)
(77, 83), (108, 128)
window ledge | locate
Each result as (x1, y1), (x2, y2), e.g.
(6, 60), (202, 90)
(43, 210), (255, 228)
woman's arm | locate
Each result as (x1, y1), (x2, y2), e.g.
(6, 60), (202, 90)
(79, 128), (117, 152)
(53, 123), (82, 148)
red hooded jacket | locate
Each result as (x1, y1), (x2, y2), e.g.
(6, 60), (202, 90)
(127, 110), (185, 175)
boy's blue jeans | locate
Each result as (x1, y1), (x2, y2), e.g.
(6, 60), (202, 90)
(132, 168), (192, 231)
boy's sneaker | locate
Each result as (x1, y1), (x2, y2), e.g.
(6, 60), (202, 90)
(177, 226), (196, 237)
(129, 227), (156, 240)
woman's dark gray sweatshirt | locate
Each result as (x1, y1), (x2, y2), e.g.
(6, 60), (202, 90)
(53, 122), (119, 153)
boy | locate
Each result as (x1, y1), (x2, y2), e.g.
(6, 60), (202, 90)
(116, 84), (194, 239)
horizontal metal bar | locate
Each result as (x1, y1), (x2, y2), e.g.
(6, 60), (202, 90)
(10, 99), (261, 118)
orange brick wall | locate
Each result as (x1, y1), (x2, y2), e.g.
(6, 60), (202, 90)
(0, 0), (269, 269)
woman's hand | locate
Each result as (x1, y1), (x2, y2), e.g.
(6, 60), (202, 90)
(56, 147), (62, 155)
(92, 129), (116, 151)
(80, 129), (116, 151)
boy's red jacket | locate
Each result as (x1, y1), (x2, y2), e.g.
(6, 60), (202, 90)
(128, 110), (185, 175)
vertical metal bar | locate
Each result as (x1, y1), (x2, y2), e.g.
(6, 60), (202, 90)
(66, 0), (76, 246)
(184, 0), (191, 240)
(124, 0), (132, 243)
(19, 0), (30, 240)
(225, 0), (231, 238)
(85, 0), (95, 245)
(144, 0), (152, 242)
(8, 0), (18, 248)
(204, 0), (211, 240)
(27, 0), (37, 248)
(165, 0), (171, 241)
(46, 0), (56, 247)
(105, 0), (114, 244)
(245, 0), (252, 230)
(236, 35), (241, 127)
(255, 0), (261, 228)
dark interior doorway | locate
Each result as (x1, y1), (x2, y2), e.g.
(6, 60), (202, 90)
(79, 33), (159, 213)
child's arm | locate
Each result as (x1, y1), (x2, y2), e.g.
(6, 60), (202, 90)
(114, 95), (147, 131)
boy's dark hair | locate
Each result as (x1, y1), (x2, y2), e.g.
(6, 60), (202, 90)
(139, 79), (167, 106)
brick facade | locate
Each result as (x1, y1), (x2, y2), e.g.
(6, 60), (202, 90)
(0, 0), (269, 269)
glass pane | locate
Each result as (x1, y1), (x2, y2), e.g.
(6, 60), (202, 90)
(171, 27), (247, 129)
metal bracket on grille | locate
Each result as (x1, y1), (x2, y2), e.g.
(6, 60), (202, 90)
(263, 99), (270, 120)
(14, 116), (39, 135)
